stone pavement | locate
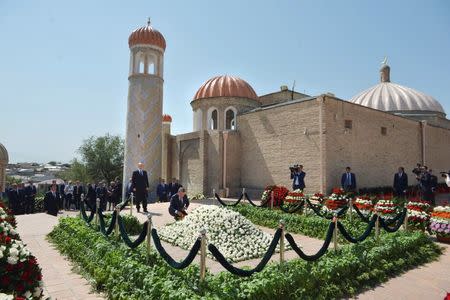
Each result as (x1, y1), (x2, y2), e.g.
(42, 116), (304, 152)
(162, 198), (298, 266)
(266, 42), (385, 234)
(15, 198), (450, 299)
(15, 212), (104, 300)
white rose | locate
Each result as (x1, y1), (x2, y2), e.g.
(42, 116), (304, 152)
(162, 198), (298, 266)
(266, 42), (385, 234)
(24, 291), (32, 298)
(7, 256), (18, 265)
(33, 287), (42, 297)
(9, 248), (19, 256)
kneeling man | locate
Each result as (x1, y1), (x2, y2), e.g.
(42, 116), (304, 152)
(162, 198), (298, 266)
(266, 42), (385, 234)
(168, 187), (189, 221)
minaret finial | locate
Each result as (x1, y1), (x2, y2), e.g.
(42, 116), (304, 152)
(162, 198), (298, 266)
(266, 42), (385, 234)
(147, 17), (151, 26)
(380, 57), (390, 83)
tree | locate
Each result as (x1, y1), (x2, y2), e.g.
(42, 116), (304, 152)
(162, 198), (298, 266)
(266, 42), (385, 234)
(57, 159), (91, 183)
(78, 134), (124, 183)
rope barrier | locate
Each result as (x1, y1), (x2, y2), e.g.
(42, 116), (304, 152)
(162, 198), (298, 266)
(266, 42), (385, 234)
(382, 208), (407, 226)
(98, 210), (117, 236)
(208, 228), (282, 277)
(80, 201), (95, 224)
(151, 228), (201, 269)
(245, 193), (270, 207)
(285, 222), (334, 261)
(279, 200), (305, 214)
(337, 215), (377, 243)
(379, 208), (407, 233)
(117, 215), (148, 249)
(215, 193), (244, 207)
(352, 205), (371, 223)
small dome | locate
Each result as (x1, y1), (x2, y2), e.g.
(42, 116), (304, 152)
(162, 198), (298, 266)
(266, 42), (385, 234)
(350, 63), (445, 115)
(0, 143), (8, 162)
(193, 75), (258, 101)
(162, 114), (172, 122)
(128, 20), (166, 50)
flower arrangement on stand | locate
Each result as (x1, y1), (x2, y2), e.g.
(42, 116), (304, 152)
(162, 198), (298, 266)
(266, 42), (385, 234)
(354, 196), (374, 216)
(374, 199), (398, 220)
(406, 200), (431, 231)
(284, 190), (306, 204)
(309, 193), (325, 206)
(324, 188), (349, 211)
(0, 203), (43, 299)
(260, 186), (289, 207)
(430, 206), (450, 243)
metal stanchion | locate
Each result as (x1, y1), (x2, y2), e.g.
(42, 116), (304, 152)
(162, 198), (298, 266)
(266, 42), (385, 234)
(213, 188), (216, 198)
(199, 228), (207, 282)
(333, 214), (338, 251)
(146, 214), (152, 258)
(349, 198), (353, 222)
(114, 205), (120, 239)
(270, 191), (274, 209)
(375, 214), (380, 241)
(404, 209), (409, 231)
(79, 194), (84, 219)
(242, 187), (245, 196)
(279, 220), (285, 264)
(95, 198), (100, 228)
(130, 193), (134, 216)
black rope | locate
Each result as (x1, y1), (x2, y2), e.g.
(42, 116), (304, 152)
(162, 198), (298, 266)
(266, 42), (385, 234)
(208, 228), (282, 277)
(245, 192), (270, 207)
(279, 200), (304, 214)
(215, 193), (243, 207)
(305, 199), (333, 220)
(98, 210), (117, 236)
(117, 215), (148, 249)
(80, 201), (95, 223)
(379, 209), (406, 233)
(337, 215), (377, 243)
(118, 197), (130, 211)
(285, 222), (334, 261)
(382, 208), (406, 225)
(352, 204), (371, 223)
(151, 228), (201, 269)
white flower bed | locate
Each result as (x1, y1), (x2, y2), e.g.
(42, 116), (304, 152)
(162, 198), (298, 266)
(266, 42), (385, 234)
(157, 205), (286, 262)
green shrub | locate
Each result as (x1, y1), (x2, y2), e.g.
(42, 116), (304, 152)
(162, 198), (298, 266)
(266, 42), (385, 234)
(48, 217), (441, 299)
(103, 213), (142, 235)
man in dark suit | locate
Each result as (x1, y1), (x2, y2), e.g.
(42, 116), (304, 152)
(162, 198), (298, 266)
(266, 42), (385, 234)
(24, 181), (37, 214)
(156, 178), (168, 202)
(169, 178), (181, 198)
(168, 187), (190, 220)
(73, 181), (84, 210)
(341, 167), (357, 192)
(131, 162), (149, 213)
(7, 183), (21, 215)
(290, 165), (306, 191)
(96, 181), (108, 211)
(86, 183), (97, 211)
(393, 167), (408, 198)
(44, 185), (60, 216)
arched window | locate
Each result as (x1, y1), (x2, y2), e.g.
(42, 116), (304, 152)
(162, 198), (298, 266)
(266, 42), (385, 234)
(138, 60), (145, 74)
(148, 62), (155, 75)
(210, 109), (218, 130)
(224, 107), (237, 130)
(225, 109), (236, 130)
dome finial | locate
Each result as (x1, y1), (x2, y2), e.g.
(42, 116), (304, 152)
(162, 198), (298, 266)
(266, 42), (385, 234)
(380, 57), (390, 83)
(147, 17), (151, 26)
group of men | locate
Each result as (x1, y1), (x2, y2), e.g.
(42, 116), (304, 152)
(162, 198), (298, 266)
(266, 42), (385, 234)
(6, 181), (37, 215)
(290, 164), (442, 204)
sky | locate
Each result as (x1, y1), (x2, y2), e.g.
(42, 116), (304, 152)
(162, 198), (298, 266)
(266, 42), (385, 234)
(1, 0), (449, 163)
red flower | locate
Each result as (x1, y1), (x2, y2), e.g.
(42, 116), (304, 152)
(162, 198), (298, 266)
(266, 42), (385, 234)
(5, 236), (11, 244)
(16, 283), (24, 292)
(6, 264), (14, 272)
(0, 276), (10, 286)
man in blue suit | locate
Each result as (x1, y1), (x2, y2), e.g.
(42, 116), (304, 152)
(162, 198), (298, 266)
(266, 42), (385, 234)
(341, 167), (356, 192)
(156, 178), (168, 202)
(290, 165), (306, 191)
(393, 167), (408, 198)
(168, 187), (190, 221)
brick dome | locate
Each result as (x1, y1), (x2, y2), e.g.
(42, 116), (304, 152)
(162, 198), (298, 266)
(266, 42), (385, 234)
(193, 75), (258, 101)
(128, 20), (166, 50)
(162, 114), (172, 122)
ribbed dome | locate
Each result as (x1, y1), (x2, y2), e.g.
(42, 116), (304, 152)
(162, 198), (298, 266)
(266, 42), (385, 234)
(350, 64), (445, 114)
(128, 20), (166, 50)
(193, 75), (258, 101)
(0, 143), (8, 162)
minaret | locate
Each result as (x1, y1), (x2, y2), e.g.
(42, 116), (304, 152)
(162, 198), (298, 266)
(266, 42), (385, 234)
(123, 19), (166, 200)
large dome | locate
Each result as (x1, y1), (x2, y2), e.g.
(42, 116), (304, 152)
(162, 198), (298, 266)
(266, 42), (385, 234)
(193, 75), (258, 101)
(350, 63), (445, 116)
(128, 20), (166, 50)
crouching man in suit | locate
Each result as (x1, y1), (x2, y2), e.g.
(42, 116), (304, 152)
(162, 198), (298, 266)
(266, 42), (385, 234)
(44, 185), (60, 216)
(168, 187), (190, 221)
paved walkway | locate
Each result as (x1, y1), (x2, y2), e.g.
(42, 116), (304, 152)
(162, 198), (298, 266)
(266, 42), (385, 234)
(15, 212), (104, 300)
(15, 199), (450, 299)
